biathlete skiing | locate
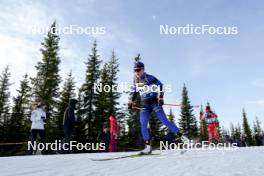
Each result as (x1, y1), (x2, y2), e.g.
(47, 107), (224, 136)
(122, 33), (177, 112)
(128, 61), (189, 155)
(204, 105), (219, 144)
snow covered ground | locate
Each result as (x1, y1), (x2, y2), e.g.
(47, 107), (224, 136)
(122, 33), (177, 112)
(1, 147), (264, 176)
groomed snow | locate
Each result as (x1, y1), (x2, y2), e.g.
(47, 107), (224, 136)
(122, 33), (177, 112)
(1, 147), (264, 176)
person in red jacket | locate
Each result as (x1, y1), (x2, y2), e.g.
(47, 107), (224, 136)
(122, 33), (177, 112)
(205, 105), (219, 144)
(109, 115), (119, 152)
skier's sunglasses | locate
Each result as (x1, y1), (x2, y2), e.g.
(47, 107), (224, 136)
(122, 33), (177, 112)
(134, 68), (142, 72)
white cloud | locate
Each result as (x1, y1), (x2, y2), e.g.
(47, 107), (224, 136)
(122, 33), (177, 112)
(188, 47), (231, 77)
(251, 79), (264, 88)
(0, 0), (142, 102)
(0, 34), (40, 95)
(0, 0), (64, 97)
(0, 1), (63, 37)
(247, 100), (264, 107)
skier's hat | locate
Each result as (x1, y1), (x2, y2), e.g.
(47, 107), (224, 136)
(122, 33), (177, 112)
(205, 105), (211, 111)
(134, 61), (144, 70)
(69, 98), (78, 104)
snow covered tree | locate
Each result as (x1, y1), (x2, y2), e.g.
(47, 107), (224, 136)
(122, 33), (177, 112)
(0, 66), (12, 142)
(242, 109), (254, 146)
(179, 84), (198, 138)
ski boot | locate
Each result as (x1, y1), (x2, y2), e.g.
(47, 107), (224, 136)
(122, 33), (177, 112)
(139, 141), (152, 155)
(177, 132), (191, 145)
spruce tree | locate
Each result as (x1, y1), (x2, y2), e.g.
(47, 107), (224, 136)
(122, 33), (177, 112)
(127, 54), (144, 148)
(234, 123), (242, 141)
(253, 116), (262, 135)
(168, 108), (176, 124)
(230, 123), (235, 139)
(107, 51), (121, 115)
(4, 74), (31, 155)
(0, 66), (12, 142)
(242, 109), (254, 146)
(75, 88), (86, 145)
(220, 126), (229, 142)
(115, 107), (130, 150)
(80, 40), (101, 141)
(7, 74), (31, 142)
(150, 108), (174, 142)
(149, 112), (163, 142)
(31, 21), (61, 142)
(253, 116), (263, 146)
(95, 51), (121, 135)
(199, 105), (208, 141)
(179, 84), (198, 138)
(54, 71), (76, 140)
(94, 63), (110, 135)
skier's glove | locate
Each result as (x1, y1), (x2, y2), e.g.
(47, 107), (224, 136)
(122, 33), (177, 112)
(41, 116), (47, 123)
(158, 98), (164, 106)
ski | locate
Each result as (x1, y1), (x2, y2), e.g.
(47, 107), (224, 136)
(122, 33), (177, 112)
(91, 153), (160, 161)
(180, 149), (188, 155)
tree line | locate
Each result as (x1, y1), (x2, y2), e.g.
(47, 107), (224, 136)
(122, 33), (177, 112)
(0, 22), (263, 156)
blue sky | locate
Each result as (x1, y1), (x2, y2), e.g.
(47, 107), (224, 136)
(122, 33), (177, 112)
(1, 0), (264, 130)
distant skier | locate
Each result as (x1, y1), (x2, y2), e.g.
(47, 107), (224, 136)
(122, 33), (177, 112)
(128, 61), (189, 154)
(204, 105), (219, 144)
(29, 102), (46, 155)
(61, 98), (78, 153)
(109, 115), (119, 152)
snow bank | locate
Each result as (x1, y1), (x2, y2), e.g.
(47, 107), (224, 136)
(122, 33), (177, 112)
(1, 147), (264, 176)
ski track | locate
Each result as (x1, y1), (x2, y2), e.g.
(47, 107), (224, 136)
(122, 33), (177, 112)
(0, 147), (264, 176)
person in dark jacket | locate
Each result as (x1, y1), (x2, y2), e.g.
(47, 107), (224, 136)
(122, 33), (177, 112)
(61, 98), (78, 153)
(97, 125), (111, 152)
